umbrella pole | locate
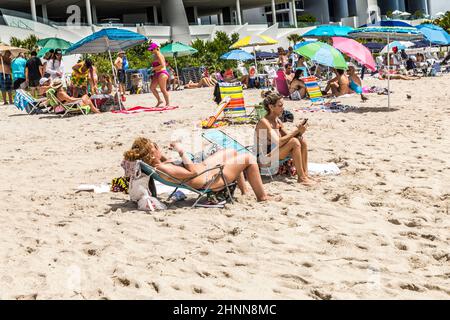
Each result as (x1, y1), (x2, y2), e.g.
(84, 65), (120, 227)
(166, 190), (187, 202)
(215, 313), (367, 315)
(108, 48), (123, 110)
(387, 33), (391, 110)
(174, 53), (179, 89)
(253, 46), (258, 75)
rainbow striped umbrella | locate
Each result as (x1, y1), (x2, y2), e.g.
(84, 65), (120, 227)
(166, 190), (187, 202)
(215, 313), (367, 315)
(295, 41), (348, 70)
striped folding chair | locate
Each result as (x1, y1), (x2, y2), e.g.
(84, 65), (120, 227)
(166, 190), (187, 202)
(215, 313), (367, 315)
(301, 76), (324, 104)
(218, 82), (253, 123)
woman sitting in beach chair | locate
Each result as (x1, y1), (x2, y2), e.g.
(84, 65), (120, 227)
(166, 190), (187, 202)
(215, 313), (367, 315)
(50, 79), (101, 114)
(123, 137), (277, 202)
(255, 91), (316, 186)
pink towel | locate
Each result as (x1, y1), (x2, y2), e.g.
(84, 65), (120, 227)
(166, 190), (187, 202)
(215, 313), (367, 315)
(112, 106), (178, 114)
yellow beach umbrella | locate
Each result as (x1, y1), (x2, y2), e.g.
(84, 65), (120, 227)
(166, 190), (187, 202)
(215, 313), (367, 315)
(230, 35), (278, 49)
(230, 35), (278, 73)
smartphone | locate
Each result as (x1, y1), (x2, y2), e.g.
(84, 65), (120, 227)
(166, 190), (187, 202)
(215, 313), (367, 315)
(301, 118), (308, 126)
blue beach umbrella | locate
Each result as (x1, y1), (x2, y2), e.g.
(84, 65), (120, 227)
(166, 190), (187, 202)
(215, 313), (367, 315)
(65, 28), (147, 109)
(220, 49), (254, 61)
(359, 20), (414, 28)
(416, 24), (450, 45)
(65, 28), (147, 54)
(303, 25), (355, 38)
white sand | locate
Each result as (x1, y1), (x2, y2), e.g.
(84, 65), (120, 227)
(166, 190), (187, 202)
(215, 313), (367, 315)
(0, 75), (449, 300)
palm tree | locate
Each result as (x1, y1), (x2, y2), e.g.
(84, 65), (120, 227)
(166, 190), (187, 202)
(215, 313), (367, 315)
(287, 34), (303, 46)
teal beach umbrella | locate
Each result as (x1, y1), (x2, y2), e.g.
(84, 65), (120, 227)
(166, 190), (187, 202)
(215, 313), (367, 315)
(160, 42), (198, 81)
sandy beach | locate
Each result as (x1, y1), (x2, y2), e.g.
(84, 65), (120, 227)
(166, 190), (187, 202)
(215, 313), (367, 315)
(0, 75), (449, 300)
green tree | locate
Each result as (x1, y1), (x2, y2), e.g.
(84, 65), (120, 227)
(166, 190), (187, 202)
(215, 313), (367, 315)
(433, 11), (450, 33)
(298, 13), (316, 23)
(287, 33), (303, 46)
(9, 35), (39, 52)
(386, 10), (393, 18)
(413, 10), (424, 19)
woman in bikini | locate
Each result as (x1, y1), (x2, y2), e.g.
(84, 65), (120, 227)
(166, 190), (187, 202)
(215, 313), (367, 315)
(289, 69), (307, 100)
(255, 91), (316, 186)
(148, 42), (170, 107)
(124, 137), (279, 202)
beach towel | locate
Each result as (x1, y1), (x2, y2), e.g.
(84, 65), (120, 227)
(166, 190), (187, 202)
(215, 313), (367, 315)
(111, 106), (178, 114)
(294, 102), (356, 113)
(308, 163), (341, 176)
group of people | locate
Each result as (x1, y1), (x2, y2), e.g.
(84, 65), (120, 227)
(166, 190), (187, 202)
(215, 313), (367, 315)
(124, 90), (317, 204)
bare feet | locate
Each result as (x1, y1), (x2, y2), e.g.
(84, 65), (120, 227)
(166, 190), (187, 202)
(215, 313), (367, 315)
(258, 194), (283, 202)
(154, 100), (163, 108)
(298, 176), (317, 186)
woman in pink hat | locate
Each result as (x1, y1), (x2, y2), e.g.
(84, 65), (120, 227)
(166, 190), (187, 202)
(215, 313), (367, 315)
(148, 42), (170, 107)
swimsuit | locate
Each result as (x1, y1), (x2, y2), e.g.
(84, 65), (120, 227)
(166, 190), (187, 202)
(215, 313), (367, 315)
(71, 62), (89, 87)
(152, 60), (169, 79)
(349, 79), (363, 94)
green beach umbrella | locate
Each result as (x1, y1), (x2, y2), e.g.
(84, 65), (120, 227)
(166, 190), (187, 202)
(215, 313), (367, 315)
(295, 41), (348, 70)
(37, 37), (72, 58)
(160, 42), (198, 82)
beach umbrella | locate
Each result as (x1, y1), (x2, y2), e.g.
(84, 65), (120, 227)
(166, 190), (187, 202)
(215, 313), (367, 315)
(363, 42), (385, 52)
(349, 25), (423, 108)
(65, 28), (147, 109)
(220, 49), (254, 61)
(416, 24), (450, 45)
(230, 35), (278, 71)
(255, 51), (278, 60)
(359, 20), (414, 28)
(37, 37), (72, 49)
(392, 10), (403, 16)
(332, 37), (376, 71)
(303, 25), (355, 38)
(293, 40), (317, 50)
(294, 41), (348, 70)
(37, 37), (73, 58)
(400, 11), (411, 17)
(160, 42), (198, 85)
(0, 43), (28, 81)
(380, 41), (415, 54)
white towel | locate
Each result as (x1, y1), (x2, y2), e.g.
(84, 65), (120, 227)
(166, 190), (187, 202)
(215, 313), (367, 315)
(308, 163), (341, 176)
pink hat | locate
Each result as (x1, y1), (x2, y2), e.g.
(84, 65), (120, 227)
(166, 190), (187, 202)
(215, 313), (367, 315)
(148, 42), (159, 51)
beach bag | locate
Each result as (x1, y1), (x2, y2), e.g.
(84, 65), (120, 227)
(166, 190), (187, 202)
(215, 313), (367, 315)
(278, 159), (297, 177)
(54, 105), (65, 114)
(279, 109), (294, 123)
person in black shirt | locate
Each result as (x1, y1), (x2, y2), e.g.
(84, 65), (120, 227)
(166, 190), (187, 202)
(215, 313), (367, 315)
(25, 51), (43, 97)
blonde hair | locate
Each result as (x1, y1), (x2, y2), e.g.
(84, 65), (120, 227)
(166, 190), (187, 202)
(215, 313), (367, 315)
(261, 90), (282, 114)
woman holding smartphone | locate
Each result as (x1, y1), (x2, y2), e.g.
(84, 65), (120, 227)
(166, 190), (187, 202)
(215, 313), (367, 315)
(255, 91), (316, 186)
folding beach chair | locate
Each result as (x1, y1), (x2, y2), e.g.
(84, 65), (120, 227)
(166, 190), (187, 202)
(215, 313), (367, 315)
(46, 88), (90, 117)
(301, 76), (325, 104)
(138, 160), (235, 208)
(218, 82), (256, 124)
(202, 129), (290, 180)
(13, 89), (47, 115)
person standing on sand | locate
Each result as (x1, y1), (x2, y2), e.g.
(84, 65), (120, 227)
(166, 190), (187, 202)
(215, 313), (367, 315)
(0, 50), (14, 105)
(114, 51), (127, 102)
(148, 42), (170, 107)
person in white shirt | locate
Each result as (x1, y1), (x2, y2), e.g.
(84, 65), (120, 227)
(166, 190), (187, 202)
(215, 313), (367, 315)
(46, 48), (65, 81)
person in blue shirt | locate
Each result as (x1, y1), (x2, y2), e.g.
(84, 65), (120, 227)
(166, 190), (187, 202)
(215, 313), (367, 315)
(12, 52), (28, 90)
